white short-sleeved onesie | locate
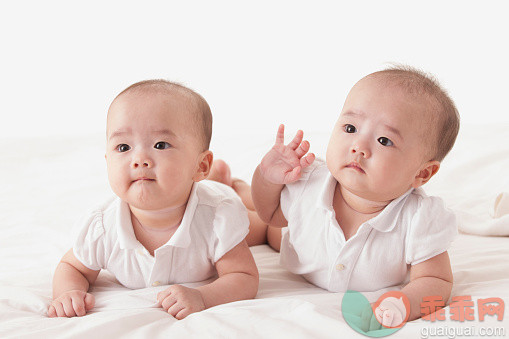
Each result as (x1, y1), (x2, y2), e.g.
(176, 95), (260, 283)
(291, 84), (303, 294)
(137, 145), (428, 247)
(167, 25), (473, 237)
(279, 159), (458, 292)
(72, 180), (249, 289)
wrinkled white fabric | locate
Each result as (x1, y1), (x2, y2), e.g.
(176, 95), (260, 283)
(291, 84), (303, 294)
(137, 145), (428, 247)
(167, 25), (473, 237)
(491, 192), (509, 218)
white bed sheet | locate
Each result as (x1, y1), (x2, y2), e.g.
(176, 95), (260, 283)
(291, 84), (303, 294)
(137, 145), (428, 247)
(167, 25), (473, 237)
(1, 124), (508, 338)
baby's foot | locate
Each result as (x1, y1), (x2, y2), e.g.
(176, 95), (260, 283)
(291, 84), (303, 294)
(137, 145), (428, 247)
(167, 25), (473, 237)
(208, 159), (232, 186)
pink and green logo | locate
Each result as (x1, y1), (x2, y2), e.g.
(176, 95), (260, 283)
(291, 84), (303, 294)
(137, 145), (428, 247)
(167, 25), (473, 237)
(342, 291), (505, 337)
(342, 290), (410, 337)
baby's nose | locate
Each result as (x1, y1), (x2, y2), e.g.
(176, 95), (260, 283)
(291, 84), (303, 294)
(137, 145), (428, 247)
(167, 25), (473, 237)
(132, 155), (153, 168)
(350, 143), (370, 158)
(133, 161), (150, 168)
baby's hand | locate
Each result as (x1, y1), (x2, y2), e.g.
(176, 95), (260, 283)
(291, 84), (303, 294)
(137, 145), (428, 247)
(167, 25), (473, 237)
(374, 297), (406, 328)
(47, 290), (95, 317)
(157, 285), (205, 320)
(359, 299), (406, 332)
(259, 124), (315, 185)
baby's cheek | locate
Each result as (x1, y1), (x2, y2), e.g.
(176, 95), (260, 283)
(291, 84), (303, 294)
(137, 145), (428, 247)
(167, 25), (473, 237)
(107, 169), (128, 196)
(325, 149), (342, 174)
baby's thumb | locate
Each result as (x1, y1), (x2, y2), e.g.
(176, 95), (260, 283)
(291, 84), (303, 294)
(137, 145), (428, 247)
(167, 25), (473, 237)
(84, 293), (95, 311)
(284, 166), (301, 184)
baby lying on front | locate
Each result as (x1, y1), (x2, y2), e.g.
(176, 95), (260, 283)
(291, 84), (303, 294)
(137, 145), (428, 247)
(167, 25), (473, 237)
(48, 80), (258, 319)
(252, 66), (459, 327)
(212, 66), (459, 330)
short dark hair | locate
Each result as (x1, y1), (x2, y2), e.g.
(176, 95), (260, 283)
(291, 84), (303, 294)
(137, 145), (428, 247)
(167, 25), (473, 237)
(113, 79), (213, 151)
(369, 65), (460, 161)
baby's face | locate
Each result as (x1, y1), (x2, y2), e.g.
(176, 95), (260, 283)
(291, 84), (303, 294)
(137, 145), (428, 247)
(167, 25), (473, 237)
(105, 90), (204, 211)
(326, 76), (435, 202)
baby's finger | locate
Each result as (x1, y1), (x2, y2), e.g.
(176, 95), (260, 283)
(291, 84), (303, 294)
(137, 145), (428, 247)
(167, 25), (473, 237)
(84, 293), (95, 311)
(47, 305), (56, 318)
(300, 153), (315, 169)
(382, 310), (395, 328)
(283, 166), (301, 184)
(295, 140), (310, 158)
(52, 301), (66, 318)
(161, 295), (177, 311)
(287, 130), (304, 150)
(61, 298), (76, 317)
(175, 307), (192, 320)
(71, 296), (86, 317)
(157, 289), (172, 305)
(168, 302), (185, 318)
(275, 124), (285, 145)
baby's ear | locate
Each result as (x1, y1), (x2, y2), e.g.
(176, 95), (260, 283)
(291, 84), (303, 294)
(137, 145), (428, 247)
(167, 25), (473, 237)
(193, 150), (213, 182)
(412, 160), (440, 188)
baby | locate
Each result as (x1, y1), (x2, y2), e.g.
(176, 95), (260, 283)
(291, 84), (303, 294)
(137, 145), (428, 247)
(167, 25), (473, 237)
(254, 66), (459, 327)
(212, 66), (459, 329)
(48, 80), (258, 319)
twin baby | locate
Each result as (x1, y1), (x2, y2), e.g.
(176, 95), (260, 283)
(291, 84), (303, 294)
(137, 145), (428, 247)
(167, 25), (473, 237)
(48, 66), (459, 329)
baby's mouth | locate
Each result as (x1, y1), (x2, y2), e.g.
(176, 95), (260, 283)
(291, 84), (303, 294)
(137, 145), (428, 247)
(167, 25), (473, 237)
(345, 162), (365, 173)
(133, 177), (156, 183)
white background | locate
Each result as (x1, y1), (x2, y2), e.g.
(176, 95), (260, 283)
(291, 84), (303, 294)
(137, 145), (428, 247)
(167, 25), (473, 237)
(1, 1), (508, 156)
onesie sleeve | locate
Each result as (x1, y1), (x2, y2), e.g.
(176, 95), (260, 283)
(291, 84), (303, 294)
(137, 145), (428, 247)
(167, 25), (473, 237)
(405, 195), (458, 265)
(212, 196), (250, 263)
(280, 160), (321, 220)
(72, 210), (107, 271)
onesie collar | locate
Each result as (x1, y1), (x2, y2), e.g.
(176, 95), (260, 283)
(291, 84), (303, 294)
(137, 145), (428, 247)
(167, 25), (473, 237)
(165, 183), (198, 248)
(116, 199), (139, 250)
(316, 171), (414, 233)
(367, 188), (414, 232)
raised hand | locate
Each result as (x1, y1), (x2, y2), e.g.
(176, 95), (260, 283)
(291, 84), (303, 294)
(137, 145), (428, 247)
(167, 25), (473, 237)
(157, 285), (206, 320)
(259, 124), (315, 185)
(47, 290), (95, 317)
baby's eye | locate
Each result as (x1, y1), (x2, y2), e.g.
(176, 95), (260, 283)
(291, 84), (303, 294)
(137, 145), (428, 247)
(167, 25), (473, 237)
(344, 124), (357, 133)
(116, 144), (131, 152)
(154, 141), (171, 150)
(378, 137), (393, 147)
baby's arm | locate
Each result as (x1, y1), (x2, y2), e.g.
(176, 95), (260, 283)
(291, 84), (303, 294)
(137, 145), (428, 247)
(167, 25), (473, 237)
(360, 251), (453, 331)
(157, 240), (258, 319)
(252, 124), (315, 226)
(48, 249), (100, 317)
(198, 240), (259, 307)
(401, 251), (453, 321)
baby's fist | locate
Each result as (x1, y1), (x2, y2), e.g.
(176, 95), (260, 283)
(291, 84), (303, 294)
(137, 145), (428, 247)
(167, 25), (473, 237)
(157, 285), (205, 320)
(48, 290), (95, 317)
(374, 297), (406, 328)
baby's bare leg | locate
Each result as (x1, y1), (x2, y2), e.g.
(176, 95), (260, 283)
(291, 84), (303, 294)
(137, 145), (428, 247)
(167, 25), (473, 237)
(209, 160), (280, 249)
(208, 159), (232, 186)
(267, 226), (283, 252)
(231, 179), (256, 211)
(245, 210), (268, 246)
(231, 179), (268, 246)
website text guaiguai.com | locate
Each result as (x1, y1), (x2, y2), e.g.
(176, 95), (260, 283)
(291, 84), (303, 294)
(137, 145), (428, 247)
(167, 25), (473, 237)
(420, 325), (506, 339)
